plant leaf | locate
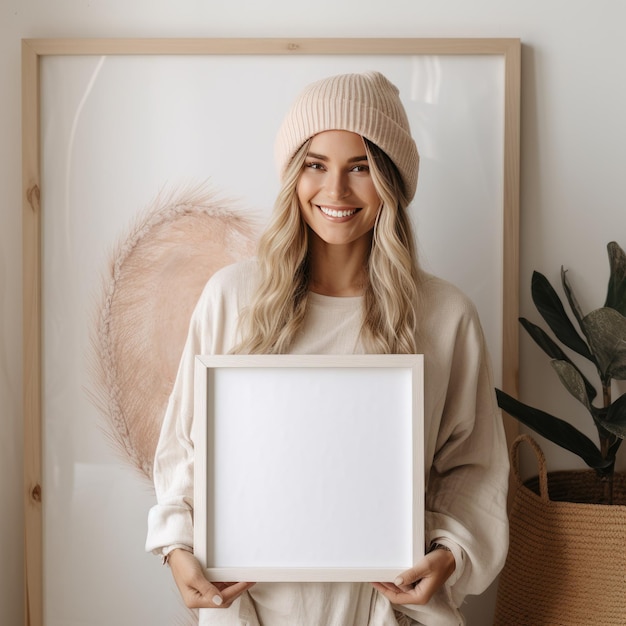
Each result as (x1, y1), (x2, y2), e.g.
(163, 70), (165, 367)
(495, 389), (609, 469)
(604, 241), (626, 316)
(531, 271), (594, 362)
(520, 317), (568, 360)
(595, 392), (626, 439)
(609, 436), (623, 458)
(550, 360), (593, 410)
(520, 318), (598, 402)
(581, 307), (626, 380)
(561, 267), (585, 328)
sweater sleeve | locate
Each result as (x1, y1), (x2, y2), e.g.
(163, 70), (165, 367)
(423, 294), (509, 604)
(144, 303), (203, 555)
(145, 262), (252, 556)
(144, 264), (240, 555)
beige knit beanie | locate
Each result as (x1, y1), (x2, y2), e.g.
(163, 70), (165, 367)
(275, 71), (419, 202)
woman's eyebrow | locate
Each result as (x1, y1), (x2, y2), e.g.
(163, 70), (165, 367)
(306, 152), (369, 162)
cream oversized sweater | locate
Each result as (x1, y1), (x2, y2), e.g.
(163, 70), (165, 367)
(146, 259), (509, 626)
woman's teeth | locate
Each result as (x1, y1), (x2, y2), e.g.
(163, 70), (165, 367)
(319, 206), (358, 218)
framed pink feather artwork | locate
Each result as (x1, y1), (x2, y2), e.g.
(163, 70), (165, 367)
(22, 38), (520, 626)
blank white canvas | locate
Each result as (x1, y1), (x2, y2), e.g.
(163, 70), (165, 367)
(194, 355), (424, 582)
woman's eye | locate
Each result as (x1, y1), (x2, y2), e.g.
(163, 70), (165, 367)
(305, 161), (324, 170)
(351, 164), (370, 173)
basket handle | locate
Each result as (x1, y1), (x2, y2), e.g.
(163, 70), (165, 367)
(510, 434), (550, 501)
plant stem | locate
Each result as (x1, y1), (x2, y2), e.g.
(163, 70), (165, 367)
(602, 379), (612, 410)
(601, 381), (614, 505)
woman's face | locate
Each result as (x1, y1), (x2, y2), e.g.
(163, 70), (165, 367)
(296, 130), (381, 249)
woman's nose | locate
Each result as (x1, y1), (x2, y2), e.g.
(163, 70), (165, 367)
(326, 170), (349, 199)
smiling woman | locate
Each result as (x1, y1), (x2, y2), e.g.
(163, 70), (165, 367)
(146, 70), (510, 626)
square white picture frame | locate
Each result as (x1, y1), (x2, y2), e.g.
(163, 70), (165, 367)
(193, 354), (424, 582)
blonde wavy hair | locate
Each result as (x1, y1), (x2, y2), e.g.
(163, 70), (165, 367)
(233, 137), (421, 355)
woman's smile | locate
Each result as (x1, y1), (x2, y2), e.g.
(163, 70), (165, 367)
(318, 205), (361, 219)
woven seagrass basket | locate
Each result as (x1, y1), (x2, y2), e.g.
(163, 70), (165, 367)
(494, 435), (626, 626)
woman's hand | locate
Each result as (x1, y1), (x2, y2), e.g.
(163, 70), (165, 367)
(372, 547), (456, 606)
(167, 548), (256, 609)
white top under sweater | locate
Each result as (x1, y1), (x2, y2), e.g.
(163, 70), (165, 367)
(146, 259), (509, 626)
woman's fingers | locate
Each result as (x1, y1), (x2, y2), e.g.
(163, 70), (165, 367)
(189, 574), (226, 608)
(168, 548), (255, 609)
(189, 580), (255, 609)
(372, 548), (456, 606)
(217, 581), (257, 606)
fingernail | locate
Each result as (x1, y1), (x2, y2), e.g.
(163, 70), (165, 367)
(394, 576), (403, 586)
(212, 595), (223, 606)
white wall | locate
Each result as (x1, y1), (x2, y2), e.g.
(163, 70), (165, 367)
(2, 1), (626, 625)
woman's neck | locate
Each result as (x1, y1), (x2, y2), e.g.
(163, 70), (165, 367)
(307, 235), (370, 297)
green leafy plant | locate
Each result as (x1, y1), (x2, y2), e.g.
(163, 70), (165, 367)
(497, 241), (626, 503)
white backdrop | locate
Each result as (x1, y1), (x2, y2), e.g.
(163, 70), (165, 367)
(6, 4), (626, 626)
(40, 51), (504, 624)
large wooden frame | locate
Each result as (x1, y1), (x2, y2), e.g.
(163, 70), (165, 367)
(22, 38), (520, 626)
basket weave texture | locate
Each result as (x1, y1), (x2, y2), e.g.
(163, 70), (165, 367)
(494, 435), (626, 626)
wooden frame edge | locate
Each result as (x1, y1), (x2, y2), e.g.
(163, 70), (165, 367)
(501, 39), (521, 445)
(22, 38), (43, 626)
(22, 36), (520, 56)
